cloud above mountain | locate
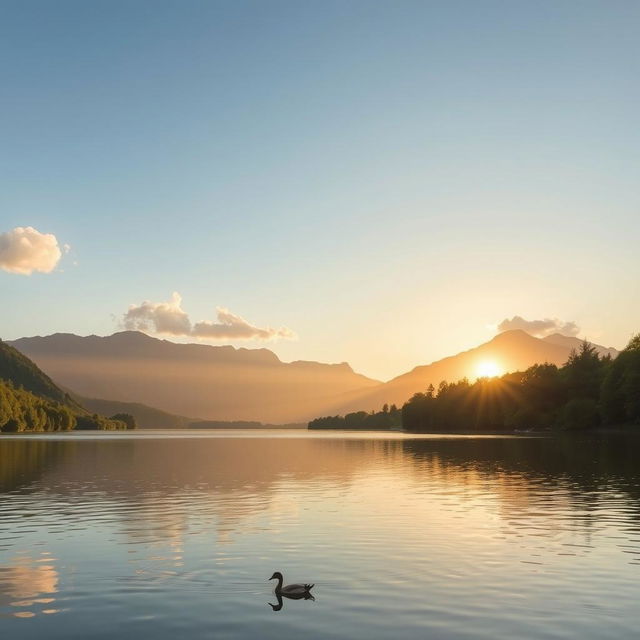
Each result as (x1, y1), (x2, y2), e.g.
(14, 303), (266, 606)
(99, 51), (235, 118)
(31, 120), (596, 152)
(122, 292), (191, 335)
(497, 315), (580, 337)
(122, 292), (296, 341)
(192, 307), (296, 340)
(0, 226), (64, 275)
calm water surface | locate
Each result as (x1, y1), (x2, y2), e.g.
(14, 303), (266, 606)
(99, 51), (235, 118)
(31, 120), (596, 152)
(1, 430), (639, 639)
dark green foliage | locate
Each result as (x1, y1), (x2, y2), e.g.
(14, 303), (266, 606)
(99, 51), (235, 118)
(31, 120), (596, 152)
(308, 405), (402, 429)
(0, 341), (127, 433)
(601, 334), (640, 426)
(558, 398), (599, 431)
(402, 377), (526, 432)
(76, 414), (127, 431)
(519, 364), (564, 414)
(0, 340), (81, 409)
(0, 379), (77, 432)
(400, 337), (640, 432)
(562, 341), (608, 401)
(109, 413), (137, 430)
(2, 418), (20, 433)
(309, 406), (402, 430)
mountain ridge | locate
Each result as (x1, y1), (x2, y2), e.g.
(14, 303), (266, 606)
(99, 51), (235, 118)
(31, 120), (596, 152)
(8, 330), (620, 424)
(9, 331), (381, 423)
(541, 333), (619, 359)
(321, 330), (620, 416)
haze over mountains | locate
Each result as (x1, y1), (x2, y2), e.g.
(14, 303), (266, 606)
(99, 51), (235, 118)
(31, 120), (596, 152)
(9, 330), (619, 424)
(9, 332), (380, 423)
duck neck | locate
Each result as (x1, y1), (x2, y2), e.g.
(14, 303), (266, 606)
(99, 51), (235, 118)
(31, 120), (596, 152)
(274, 575), (284, 592)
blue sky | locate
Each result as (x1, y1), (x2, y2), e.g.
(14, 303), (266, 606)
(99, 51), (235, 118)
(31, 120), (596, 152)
(1, 0), (639, 380)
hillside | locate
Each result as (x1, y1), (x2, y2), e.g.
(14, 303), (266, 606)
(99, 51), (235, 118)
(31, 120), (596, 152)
(0, 340), (81, 410)
(71, 393), (303, 429)
(72, 394), (193, 429)
(0, 339), (126, 432)
(10, 332), (382, 423)
(323, 330), (620, 415)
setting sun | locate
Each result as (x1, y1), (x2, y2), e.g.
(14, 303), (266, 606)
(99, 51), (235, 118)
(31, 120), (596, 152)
(475, 360), (503, 379)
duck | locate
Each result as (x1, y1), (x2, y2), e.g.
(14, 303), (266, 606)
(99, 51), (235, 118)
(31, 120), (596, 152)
(269, 571), (314, 597)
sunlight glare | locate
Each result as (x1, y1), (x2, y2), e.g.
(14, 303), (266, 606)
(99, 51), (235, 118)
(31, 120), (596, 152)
(475, 360), (503, 379)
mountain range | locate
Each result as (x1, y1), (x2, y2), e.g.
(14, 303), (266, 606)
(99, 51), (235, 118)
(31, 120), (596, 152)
(9, 331), (380, 423)
(9, 330), (619, 425)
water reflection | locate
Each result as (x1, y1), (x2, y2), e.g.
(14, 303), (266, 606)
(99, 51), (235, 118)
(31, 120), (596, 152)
(401, 435), (640, 542)
(0, 440), (71, 493)
(1, 432), (639, 638)
(1, 434), (640, 548)
(0, 553), (59, 618)
(268, 590), (315, 612)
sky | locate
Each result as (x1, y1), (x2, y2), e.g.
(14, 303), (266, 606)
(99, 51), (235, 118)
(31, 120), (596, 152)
(1, 0), (639, 381)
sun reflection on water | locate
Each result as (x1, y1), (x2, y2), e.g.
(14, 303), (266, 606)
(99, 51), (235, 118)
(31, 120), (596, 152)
(0, 552), (60, 619)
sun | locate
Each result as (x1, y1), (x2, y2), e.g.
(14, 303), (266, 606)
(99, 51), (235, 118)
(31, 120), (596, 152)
(475, 360), (503, 379)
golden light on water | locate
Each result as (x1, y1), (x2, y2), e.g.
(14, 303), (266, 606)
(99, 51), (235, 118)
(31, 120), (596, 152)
(475, 360), (503, 378)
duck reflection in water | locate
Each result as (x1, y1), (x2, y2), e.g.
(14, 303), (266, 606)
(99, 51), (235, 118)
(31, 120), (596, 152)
(268, 571), (315, 611)
(268, 590), (316, 611)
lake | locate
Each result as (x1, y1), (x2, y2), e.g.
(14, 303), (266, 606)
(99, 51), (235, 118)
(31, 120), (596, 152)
(1, 430), (639, 639)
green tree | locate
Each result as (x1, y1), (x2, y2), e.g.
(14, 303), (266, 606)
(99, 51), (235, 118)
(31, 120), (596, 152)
(601, 333), (640, 425)
(110, 413), (137, 430)
(563, 341), (606, 401)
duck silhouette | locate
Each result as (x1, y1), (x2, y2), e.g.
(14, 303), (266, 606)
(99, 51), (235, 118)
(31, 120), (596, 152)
(268, 572), (315, 611)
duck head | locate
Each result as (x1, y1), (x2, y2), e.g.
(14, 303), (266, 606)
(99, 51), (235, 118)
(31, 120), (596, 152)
(269, 571), (283, 581)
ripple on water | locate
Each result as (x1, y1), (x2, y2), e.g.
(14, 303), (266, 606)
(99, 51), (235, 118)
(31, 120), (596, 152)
(1, 432), (640, 639)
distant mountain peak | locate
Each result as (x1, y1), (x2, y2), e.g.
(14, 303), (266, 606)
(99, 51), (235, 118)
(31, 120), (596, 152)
(101, 330), (161, 346)
(325, 330), (621, 417)
(490, 329), (538, 343)
(111, 330), (155, 340)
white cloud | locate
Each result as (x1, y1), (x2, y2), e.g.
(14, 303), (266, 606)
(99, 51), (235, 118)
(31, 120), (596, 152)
(122, 293), (296, 342)
(497, 315), (580, 337)
(0, 226), (63, 275)
(123, 292), (192, 335)
(193, 307), (296, 340)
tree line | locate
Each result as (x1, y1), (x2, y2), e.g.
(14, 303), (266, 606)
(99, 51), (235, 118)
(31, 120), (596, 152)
(403, 335), (640, 432)
(0, 338), (137, 433)
(0, 379), (136, 433)
(308, 403), (402, 429)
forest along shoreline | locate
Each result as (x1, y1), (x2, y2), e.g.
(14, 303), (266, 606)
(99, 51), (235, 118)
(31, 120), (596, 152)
(2, 334), (639, 435)
(309, 336), (640, 433)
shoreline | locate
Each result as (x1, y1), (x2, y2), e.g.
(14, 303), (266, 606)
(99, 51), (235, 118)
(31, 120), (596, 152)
(3, 424), (638, 437)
